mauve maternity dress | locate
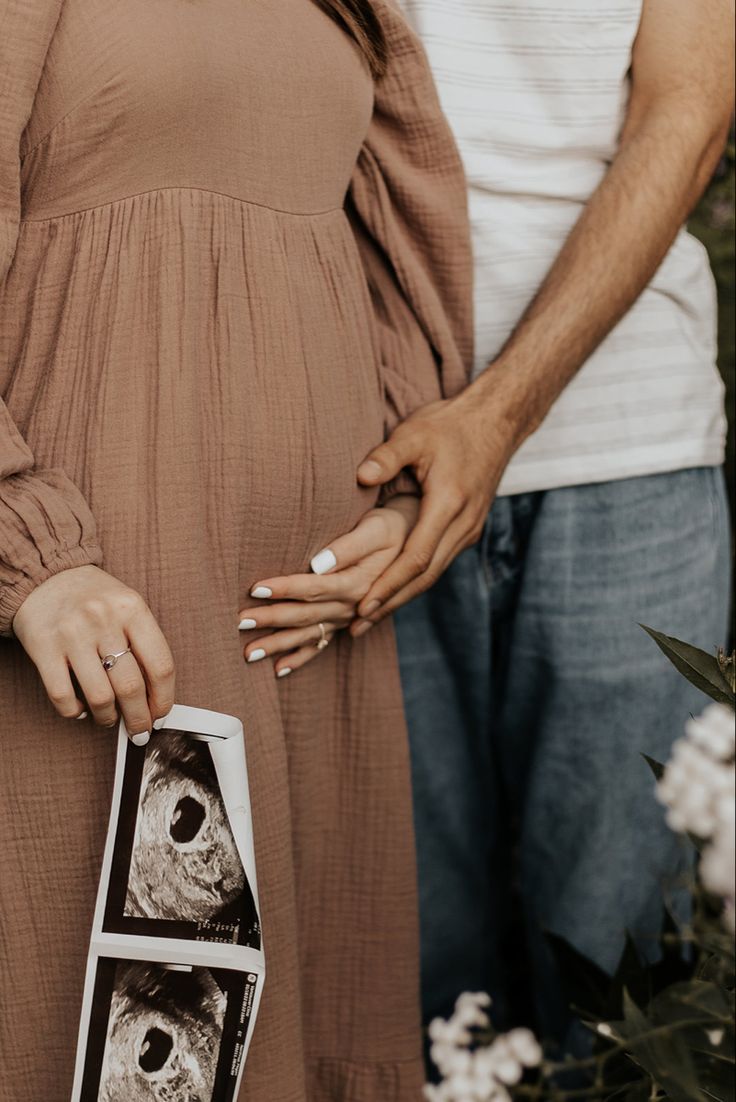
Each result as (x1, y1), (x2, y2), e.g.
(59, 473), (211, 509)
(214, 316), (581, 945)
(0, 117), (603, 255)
(0, 1), (472, 1099)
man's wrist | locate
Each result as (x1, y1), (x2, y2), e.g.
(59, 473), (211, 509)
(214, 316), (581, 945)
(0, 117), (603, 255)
(456, 358), (546, 455)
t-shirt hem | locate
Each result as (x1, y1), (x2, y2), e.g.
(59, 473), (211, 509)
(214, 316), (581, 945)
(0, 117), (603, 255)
(497, 439), (726, 497)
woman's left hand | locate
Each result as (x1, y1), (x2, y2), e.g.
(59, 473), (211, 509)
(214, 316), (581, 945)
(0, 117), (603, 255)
(238, 495), (419, 677)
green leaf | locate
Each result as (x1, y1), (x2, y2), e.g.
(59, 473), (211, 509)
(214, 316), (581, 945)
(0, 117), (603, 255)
(648, 980), (731, 1030)
(621, 990), (703, 1102)
(640, 626), (735, 708)
(621, 990), (653, 1037)
(643, 754), (665, 782)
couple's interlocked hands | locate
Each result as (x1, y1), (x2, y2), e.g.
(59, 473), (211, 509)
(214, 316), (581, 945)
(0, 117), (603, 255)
(238, 494), (420, 676)
(240, 392), (511, 674)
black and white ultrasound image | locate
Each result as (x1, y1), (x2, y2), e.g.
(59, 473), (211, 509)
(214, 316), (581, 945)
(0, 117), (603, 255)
(104, 731), (260, 948)
(80, 960), (257, 1102)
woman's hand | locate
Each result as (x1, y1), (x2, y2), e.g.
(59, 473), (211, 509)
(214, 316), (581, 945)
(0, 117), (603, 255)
(13, 564), (175, 743)
(238, 496), (419, 677)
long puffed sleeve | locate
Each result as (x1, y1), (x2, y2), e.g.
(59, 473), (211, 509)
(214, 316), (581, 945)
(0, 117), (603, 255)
(348, 0), (474, 496)
(0, 0), (102, 635)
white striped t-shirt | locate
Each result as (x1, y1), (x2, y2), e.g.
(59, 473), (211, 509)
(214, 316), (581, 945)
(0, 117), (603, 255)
(403, 0), (727, 496)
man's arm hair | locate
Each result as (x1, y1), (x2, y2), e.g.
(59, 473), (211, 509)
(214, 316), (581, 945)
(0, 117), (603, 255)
(469, 0), (735, 448)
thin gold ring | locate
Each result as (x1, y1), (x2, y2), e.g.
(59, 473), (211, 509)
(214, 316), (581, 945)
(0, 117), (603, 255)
(316, 623), (330, 651)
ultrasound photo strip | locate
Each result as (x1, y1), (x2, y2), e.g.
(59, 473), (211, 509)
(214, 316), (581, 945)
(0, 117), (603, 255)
(70, 705), (266, 1102)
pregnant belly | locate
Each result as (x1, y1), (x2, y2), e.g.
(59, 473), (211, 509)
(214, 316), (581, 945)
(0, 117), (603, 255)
(5, 205), (385, 591)
(15, 323), (384, 589)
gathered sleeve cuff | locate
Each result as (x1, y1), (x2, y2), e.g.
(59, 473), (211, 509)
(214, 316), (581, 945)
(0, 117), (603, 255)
(0, 467), (103, 636)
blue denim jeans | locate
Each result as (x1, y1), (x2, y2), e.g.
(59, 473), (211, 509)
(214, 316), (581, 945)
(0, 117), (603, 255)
(395, 467), (731, 1041)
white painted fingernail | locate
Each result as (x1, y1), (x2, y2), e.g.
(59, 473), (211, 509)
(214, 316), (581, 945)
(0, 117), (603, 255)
(251, 586), (273, 599)
(248, 648), (267, 663)
(76, 711), (88, 720)
(277, 667), (292, 678)
(239, 618), (258, 630)
(153, 716), (168, 731)
(311, 548), (337, 575)
(130, 731), (150, 747)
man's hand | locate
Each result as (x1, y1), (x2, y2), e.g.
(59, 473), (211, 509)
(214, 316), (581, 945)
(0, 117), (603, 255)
(353, 389), (517, 626)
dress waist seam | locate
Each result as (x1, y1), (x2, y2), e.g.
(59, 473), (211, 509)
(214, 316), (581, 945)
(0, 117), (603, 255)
(20, 185), (344, 225)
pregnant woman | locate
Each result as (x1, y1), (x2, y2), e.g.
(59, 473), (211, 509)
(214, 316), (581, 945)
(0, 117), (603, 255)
(0, 1), (472, 1099)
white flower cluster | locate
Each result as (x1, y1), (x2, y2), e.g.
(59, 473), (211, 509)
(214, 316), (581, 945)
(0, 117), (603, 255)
(656, 702), (735, 928)
(425, 993), (542, 1102)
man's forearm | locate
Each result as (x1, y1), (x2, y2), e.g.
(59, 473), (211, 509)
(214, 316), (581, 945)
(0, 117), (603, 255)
(465, 99), (731, 449)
